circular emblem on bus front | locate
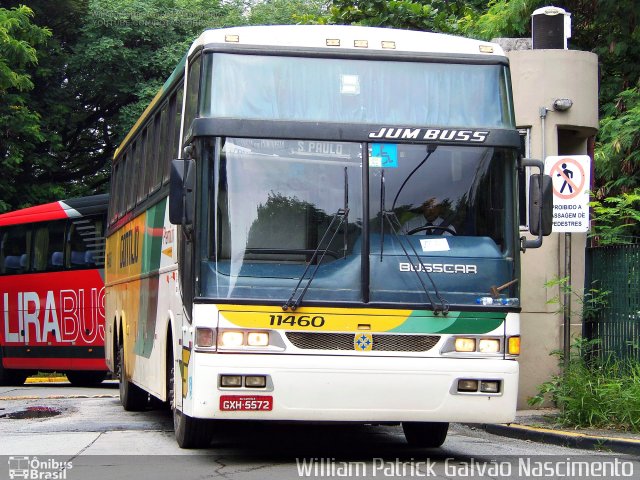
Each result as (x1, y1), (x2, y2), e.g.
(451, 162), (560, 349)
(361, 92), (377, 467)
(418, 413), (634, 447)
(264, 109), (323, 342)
(354, 333), (373, 352)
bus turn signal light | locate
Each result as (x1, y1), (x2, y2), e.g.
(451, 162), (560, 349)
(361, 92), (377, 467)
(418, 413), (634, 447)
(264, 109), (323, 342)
(196, 328), (215, 348)
(508, 336), (521, 355)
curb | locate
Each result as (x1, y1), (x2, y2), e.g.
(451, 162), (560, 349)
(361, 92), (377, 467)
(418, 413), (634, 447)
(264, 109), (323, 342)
(480, 423), (640, 456)
(25, 377), (69, 384)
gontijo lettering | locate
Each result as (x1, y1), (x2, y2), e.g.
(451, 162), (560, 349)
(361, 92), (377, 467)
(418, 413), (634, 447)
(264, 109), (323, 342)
(120, 226), (140, 267)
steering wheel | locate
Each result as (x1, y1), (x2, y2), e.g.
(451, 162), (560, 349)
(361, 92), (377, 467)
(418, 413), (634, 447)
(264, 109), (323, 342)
(407, 224), (457, 236)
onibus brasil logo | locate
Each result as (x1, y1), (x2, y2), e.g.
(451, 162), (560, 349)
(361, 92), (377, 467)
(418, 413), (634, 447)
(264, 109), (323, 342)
(8, 456), (72, 480)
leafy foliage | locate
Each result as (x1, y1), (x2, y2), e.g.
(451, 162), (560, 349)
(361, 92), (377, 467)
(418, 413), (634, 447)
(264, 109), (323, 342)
(247, 0), (329, 25)
(327, 0), (486, 33)
(462, 0), (535, 39)
(529, 338), (640, 432)
(589, 189), (640, 243)
(544, 276), (610, 322)
(0, 5), (51, 212)
(595, 88), (640, 196)
(0, 0), (332, 212)
(0, 0), (247, 211)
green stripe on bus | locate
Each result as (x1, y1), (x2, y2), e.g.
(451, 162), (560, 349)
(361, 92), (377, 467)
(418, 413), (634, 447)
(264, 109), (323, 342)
(142, 199), (166, 274)
(390, 310), (505, 334)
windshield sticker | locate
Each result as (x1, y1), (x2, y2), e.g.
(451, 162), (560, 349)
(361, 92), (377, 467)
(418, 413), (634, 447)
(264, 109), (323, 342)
(370, 143), (398, 168)
(419, 238), (450, 252)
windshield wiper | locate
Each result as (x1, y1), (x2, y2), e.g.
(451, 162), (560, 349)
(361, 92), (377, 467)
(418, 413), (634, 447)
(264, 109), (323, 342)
(381, 210), (449, 315)
(390, 144), (437, 212)
(282, 167), (349, 311)
(378, 145), (448, 314)
(380, 144), (437, 260)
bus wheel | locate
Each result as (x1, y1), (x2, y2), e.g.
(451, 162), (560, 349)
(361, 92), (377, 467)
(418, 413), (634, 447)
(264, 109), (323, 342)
(402, 422), (449, 448)
(66, 371), (107, 387)
(118, 345), (147, 411)
(168, 347), (211, 448)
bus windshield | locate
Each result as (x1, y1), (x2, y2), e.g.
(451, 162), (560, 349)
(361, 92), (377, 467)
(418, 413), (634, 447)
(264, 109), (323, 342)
(200, 53), (514, 128)
(201, 139), (517, 306)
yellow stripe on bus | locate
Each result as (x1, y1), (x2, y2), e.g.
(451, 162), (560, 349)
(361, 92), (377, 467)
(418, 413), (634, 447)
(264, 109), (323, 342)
(218, 305), (414, 332)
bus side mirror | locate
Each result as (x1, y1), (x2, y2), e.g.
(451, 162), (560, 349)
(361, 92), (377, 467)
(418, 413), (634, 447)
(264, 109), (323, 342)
(520, 158), (553, 251)
(169, 159), (195, 226)
(529, 174), (553, 236)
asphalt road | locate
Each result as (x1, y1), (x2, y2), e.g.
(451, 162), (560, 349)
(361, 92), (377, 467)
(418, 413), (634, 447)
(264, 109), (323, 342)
(1, 382), (638, 480)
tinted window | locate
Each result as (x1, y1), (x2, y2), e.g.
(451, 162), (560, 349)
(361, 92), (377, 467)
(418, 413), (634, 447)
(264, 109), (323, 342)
(0, 225), (31, 274)
(33, 220), (65, 272)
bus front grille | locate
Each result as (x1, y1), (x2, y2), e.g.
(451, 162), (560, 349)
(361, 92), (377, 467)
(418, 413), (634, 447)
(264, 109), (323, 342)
(285, 332), (440, 352)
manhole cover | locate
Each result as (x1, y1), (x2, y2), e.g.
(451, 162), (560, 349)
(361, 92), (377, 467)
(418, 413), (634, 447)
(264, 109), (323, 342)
(0, 406), (62, 419)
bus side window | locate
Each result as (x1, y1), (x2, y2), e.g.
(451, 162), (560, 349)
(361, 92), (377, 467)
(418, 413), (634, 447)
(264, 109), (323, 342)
(0, 230), (7, 274)
(174, 86), (183, 159)
(159, 103), (169, 183)
(33, 225), (50, 272)
(38, 221), (66, 272)
(183, 56), (201, 142)
(152, 111), (163, 192)
(1, 225), (31, 274)
(66, 217), (105, 269)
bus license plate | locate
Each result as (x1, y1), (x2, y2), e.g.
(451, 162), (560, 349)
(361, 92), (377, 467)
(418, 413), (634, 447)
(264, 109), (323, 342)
(220, 395), (273, 411)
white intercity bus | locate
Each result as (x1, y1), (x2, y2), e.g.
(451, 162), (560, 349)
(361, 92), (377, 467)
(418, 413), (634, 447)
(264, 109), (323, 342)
(105, 25), (552, 448)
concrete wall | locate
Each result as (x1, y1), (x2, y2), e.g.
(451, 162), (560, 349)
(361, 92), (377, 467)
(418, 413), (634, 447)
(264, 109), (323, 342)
(506, 48), (599, 407)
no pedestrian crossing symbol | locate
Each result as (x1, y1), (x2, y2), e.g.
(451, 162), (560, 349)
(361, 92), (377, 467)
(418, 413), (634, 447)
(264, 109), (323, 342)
(544, 155), (591, 233)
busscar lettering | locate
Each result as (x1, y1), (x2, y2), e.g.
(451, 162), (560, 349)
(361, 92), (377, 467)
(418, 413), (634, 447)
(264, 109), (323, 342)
(369, 127), (489, 143)
(399, 262), (478, 274)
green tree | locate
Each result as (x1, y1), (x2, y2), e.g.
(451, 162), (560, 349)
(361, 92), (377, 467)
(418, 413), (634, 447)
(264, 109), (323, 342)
(247, 0), (329, 25)
(596, 88), (640, 197)
(0, 5), (51, 212)
(0, 0), (246, 211)
(328, 0), (486, 33)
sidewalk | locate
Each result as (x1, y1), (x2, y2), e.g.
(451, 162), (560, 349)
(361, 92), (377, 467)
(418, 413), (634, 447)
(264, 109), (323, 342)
(479, 409), (640, 456)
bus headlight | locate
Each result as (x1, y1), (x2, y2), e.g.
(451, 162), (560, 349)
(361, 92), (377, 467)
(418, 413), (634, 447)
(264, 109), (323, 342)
(218, 330), (272, 349)
(219, 331), (244, 348)
(478, 338), (500, 353)
(454, 338), (476, 352)
(247, 332), (269, 347)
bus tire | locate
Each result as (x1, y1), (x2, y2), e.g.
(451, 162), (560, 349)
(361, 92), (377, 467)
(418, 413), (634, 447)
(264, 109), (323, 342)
(66, 370), (107, 387)
(174, 409), (212, 449)
(168, 346), (211, 448)
(402, 422), (449, 448)
(118, 345), (147, 411)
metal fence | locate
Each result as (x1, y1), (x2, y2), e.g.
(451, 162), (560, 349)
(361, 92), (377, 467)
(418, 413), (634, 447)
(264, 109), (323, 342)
(584, 243), (640, 361)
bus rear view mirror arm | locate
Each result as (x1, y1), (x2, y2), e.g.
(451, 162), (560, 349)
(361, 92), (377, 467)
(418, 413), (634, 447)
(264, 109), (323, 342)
(520, 158), (553, 251)
(169, 158), (196, 229)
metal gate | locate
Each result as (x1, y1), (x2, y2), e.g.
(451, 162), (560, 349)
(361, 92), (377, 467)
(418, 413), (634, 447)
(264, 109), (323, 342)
(585, 243), (640, 361)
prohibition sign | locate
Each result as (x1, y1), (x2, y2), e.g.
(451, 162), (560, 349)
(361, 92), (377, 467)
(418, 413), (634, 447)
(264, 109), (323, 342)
(550, 157), (585, 200)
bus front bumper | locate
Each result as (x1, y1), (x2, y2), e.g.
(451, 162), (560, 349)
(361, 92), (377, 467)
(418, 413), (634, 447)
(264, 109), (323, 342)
(183, 352), (519, 424)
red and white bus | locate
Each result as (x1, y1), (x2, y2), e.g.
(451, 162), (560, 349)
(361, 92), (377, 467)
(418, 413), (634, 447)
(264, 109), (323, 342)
(0, 194), (108, 386)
